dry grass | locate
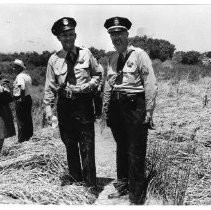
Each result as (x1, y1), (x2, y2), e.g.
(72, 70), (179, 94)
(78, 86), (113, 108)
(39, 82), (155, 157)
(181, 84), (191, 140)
(0, 128), (96, 204)
(2, 74), (211, 205)
(144, 77), (211, 205)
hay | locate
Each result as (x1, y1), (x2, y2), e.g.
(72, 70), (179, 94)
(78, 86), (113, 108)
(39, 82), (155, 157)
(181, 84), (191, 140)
(145, 79), (211, 205)
(0, 128), (96, 204)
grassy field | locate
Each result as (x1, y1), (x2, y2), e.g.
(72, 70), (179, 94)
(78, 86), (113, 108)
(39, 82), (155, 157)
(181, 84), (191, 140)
(146, 77), (211, 204)
(1, 62), (211, 205)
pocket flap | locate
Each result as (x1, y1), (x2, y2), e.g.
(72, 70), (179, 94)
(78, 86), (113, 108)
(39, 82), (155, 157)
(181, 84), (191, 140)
(74, 59), (90, 69)
(54, 59), (67, 75)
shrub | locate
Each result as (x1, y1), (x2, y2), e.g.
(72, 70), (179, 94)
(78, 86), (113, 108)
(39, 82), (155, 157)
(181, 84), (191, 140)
(181, 51), (201, 65)
(129, 35), (176, 61)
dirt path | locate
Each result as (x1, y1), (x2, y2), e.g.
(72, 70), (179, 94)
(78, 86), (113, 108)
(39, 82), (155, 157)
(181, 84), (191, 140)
(94, 122), (130, 205)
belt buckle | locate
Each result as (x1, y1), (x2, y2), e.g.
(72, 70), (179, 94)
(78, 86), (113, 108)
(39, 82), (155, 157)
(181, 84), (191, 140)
(66, 89), (72, 99)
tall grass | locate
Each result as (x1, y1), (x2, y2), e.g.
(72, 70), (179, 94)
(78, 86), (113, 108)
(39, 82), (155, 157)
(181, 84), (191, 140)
(3, 59), (211, 205)
(153, 60), (211, 82)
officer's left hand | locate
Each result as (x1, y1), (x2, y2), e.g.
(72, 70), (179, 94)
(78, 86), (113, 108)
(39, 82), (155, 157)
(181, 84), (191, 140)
(143, 111), (151, 124)
(81, 83), (91, 92)
(143, 111), (155, 130)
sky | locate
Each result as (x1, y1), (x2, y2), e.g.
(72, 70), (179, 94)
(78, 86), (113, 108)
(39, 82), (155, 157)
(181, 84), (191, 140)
(0, 2), (211, 54)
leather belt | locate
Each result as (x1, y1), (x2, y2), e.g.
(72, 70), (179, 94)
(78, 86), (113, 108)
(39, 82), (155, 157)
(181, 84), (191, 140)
(111, 91), (143, 101)
(58, 90), (93, 100)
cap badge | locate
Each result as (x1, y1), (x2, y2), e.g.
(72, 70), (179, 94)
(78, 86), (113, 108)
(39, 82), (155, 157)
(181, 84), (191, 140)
(114, 18), (119, 26)
(63, 19), (69, 25)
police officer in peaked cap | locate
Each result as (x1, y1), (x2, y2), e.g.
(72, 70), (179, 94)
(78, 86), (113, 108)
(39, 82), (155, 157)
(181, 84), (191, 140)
(102, 16), (158, 204)
(44, 17), (102, 188)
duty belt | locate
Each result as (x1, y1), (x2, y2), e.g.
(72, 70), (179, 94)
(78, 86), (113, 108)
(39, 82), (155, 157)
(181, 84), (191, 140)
(111, 91), (143, 101)
(58, 89), (93, 100)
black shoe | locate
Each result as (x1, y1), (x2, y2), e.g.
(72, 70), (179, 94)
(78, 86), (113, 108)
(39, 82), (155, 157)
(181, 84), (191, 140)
(113, 179), (128, 189)
(108, 189), (128, 199)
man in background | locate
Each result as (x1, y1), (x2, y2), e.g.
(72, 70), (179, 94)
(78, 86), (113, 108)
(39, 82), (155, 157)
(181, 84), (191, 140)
(0, 73), (16, 153)
(13, 59), (33, 143)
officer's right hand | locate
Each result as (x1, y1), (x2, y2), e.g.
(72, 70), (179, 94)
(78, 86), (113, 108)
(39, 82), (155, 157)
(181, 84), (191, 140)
(45, 105), (53, 124)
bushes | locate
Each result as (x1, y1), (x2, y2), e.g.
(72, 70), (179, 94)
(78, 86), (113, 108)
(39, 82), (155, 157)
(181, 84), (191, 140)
(181, 51), (201, 65)
(0, 51), (52, 68)
(129, 35), (176, 61)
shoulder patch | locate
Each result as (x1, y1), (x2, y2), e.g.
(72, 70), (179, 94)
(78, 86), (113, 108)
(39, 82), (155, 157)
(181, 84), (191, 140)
(142, 65), (149, 75)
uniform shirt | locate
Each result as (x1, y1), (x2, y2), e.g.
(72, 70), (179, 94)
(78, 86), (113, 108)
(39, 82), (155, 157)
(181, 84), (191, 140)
(43, 46), (102, 106)
(13, 71), (32, 97)
(106, 45), (157, 113)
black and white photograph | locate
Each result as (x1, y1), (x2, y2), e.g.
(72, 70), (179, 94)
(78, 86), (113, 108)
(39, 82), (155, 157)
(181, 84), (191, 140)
(0, 0), (211, 206)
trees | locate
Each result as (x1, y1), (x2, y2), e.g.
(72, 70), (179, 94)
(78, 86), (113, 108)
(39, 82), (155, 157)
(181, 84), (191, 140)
(89, 47), (106, 61)
(206, 51), (211, 58)
(181, 51), (201, 65)
(129, 36), (176, 61)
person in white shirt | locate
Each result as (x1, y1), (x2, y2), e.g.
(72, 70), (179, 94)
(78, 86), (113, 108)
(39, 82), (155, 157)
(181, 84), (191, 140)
(13, 59), (33, 143)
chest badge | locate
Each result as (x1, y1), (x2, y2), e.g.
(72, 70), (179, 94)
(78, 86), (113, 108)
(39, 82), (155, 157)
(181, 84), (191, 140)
(127, 60), (134, 68)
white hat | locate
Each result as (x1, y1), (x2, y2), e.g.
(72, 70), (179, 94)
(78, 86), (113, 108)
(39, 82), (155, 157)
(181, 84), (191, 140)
(13, 59), (26, 69)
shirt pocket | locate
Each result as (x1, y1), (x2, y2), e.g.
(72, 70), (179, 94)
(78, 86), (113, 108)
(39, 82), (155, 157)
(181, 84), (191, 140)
(74, 60), (90, 78)
(54, 59), (67, 76)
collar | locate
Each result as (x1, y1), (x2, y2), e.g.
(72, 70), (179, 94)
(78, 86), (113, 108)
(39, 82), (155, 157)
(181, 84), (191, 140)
(62, 46), (77, 57)
(70, 46), (77, 55)
(118, 45), (133, 58)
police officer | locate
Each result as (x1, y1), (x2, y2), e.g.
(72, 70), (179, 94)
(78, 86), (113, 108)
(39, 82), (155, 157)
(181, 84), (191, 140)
(103, 17), (157, 204)
(44, 17), (102, 187)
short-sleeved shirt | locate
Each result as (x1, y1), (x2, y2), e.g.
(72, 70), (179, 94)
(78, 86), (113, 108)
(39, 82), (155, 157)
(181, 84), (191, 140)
(13, 71), (32, 97)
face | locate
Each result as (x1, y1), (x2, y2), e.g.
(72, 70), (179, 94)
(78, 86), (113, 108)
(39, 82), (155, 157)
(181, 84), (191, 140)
(57, 29), (76, 51)
(110, 30), (129, 53)
(13, 65), (23, 74)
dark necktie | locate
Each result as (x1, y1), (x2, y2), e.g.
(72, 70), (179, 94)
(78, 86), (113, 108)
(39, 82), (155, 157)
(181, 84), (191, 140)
(115, 53), (125, 85)
(66, 51), (77, 85)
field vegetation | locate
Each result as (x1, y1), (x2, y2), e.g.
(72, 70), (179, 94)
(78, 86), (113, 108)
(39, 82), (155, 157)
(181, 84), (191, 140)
(1, 35), (211, 205)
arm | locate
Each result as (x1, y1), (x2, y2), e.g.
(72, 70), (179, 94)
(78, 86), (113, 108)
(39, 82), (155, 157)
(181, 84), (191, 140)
(43, 58), (57, 107)
(43, 57), (58, 121)
(138, 50), (158, 122)
(88, 52), (103, 90)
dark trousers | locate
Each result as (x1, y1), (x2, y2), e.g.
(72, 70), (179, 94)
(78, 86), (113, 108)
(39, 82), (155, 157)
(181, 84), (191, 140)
(93, 92), (102, 119)
(57, 96), (96, 187)
(108, 93), (148, 204)
(15, 95), (33, 143)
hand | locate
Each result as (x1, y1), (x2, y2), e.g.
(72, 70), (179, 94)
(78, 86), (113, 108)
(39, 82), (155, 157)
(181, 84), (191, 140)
(143, 111), (151, 125)
(143, 111), (155, 130)
(0, 86), (3, 93)
(45, 105), (53, 124)
(81, 83), (91, 92)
